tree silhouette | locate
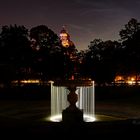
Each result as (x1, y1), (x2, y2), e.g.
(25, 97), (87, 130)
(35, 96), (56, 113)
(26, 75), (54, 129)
(118, 18), (140, 80)
(29, 25), (66, 80)
(119, 18), (140, 41)
(0, 24), (31, 86)
(84, 39), (121, 85)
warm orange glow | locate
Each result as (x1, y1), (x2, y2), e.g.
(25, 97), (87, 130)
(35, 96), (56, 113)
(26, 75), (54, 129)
(60, 32), (69, 47)
(126, 76), (136, 85)
(60, 33), (68, 38)
(126, 80), (135, 85)
(62, 41), (69, 47)
(130, 77), (135, 81)
(59, 27), (71, 47)
(114, 75), (140, 85)
(115, 76), (124, 81)
(20, 80), (40, 83)
(12, 79), (40, 84)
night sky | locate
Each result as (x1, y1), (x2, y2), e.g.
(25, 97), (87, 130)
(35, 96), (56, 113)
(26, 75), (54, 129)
(1, 0), (140, 50)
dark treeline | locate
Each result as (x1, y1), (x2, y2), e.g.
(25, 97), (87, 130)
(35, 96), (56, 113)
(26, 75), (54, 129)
(0, 18), (140, 87)
(80, 18), (140, 86)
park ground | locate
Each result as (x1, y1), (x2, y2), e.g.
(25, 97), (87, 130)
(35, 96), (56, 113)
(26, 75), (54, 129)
(0, 86), (140, 138)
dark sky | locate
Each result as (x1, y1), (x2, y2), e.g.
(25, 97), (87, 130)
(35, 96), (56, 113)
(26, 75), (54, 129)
(1, 0), (140, 50)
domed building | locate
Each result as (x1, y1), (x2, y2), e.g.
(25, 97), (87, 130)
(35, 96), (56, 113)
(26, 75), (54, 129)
(59, 26), (75, 48)
(59, 26), (79, 80)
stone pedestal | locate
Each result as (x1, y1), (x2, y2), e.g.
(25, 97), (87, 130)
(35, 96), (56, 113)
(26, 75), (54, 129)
(62, 85), (83, 122)
(62, 106), (83, 122)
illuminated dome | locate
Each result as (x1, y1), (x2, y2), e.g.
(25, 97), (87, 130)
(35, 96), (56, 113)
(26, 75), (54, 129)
(60, 26), (74, 47)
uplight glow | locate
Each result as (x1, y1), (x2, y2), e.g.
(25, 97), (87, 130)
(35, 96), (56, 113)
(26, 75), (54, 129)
(49, 114), (96, 122)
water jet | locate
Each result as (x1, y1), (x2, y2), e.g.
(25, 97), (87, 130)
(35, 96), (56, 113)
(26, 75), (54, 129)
(50, 79), (95, 122)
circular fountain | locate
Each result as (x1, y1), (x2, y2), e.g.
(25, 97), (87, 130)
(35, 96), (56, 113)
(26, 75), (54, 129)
(50, 79), (95, 122)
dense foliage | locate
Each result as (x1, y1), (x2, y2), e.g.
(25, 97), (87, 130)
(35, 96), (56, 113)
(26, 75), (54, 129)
(0, 18), (140, 86)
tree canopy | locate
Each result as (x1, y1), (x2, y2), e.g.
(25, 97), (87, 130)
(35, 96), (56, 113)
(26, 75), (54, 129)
(1, 18), (140, 86)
